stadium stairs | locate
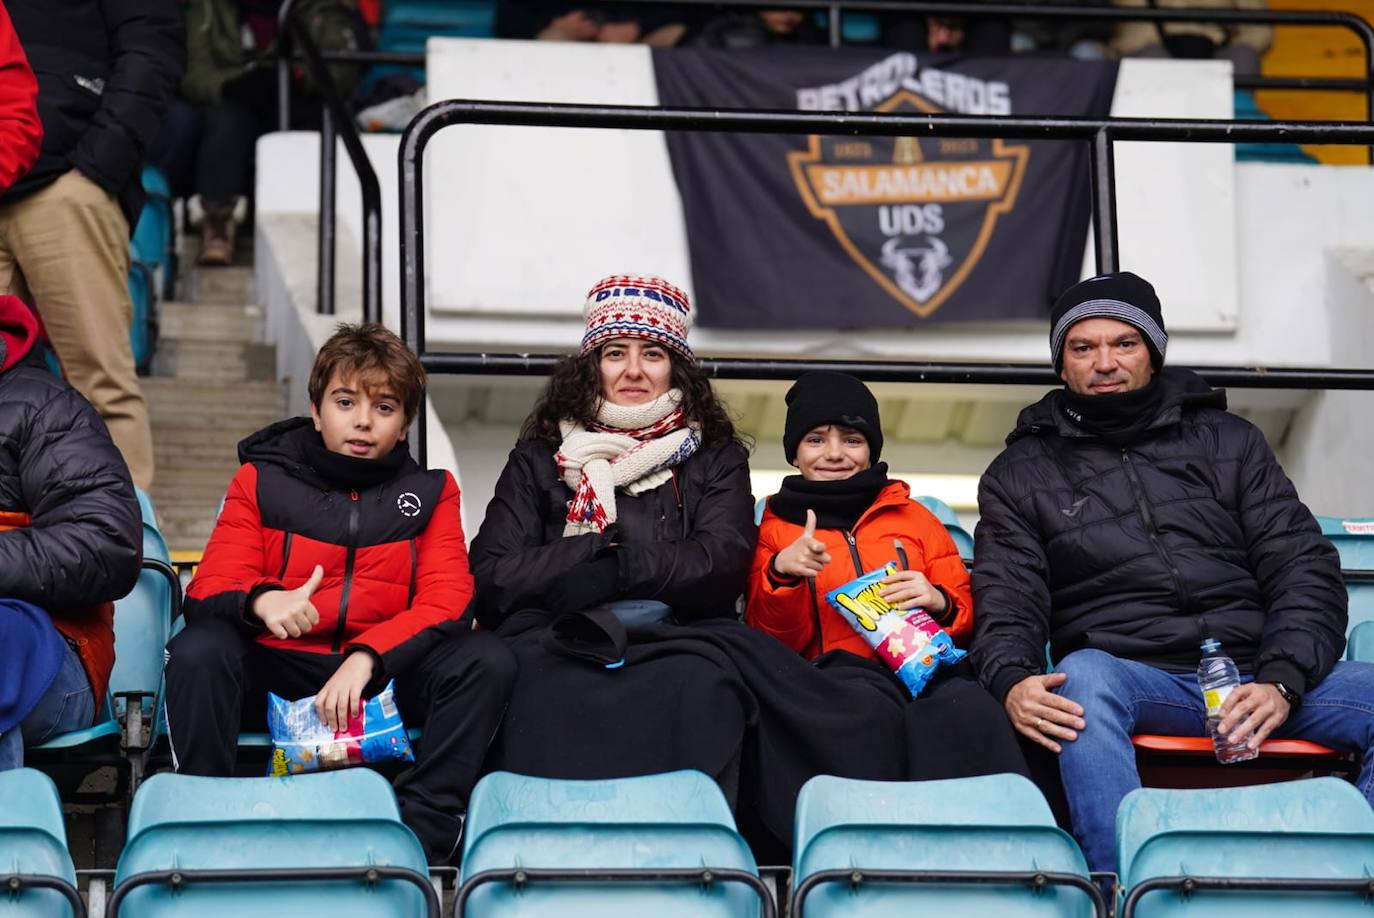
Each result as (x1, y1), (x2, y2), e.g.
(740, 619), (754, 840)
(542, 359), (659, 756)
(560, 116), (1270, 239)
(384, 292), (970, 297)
(143, 247), (288, 553)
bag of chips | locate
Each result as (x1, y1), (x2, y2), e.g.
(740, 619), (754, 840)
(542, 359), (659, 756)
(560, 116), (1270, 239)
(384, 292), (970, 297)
(825, 562), (966, 698)
(266, 679), (415, 776)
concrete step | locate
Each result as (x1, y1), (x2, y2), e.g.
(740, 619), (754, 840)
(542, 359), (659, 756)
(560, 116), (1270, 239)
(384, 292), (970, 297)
(142, 379), (285, 421)
(193, 265), (254, 306)
(150, 337), (277, 382)
(158, 301), (263, 343)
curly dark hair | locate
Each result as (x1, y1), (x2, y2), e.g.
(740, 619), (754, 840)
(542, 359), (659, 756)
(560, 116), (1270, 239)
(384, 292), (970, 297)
(520, 348), (747, 450)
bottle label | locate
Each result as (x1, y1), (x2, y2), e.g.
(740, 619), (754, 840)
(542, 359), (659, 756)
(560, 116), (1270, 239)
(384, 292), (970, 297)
(1204, 685), (1232, 716)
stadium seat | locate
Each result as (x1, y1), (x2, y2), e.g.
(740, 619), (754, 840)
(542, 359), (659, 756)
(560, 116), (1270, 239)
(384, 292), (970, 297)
(913, 494), (975, 562)
(109, 770), (436, 917)
(30, 489), (180, 800)
(1347, 620), (1374, 663)
(128, 259), (156, 374)
(790, 773), (1102, 917)
(1116, 778), (1374, 917)
(128, 165), (174, 373)
(458, 770), (770, 917)
(0, 769), (84, 917)
(1316, 516), (1374, 635)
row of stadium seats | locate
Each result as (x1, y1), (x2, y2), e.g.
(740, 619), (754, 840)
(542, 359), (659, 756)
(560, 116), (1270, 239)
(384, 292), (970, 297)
(6, 765), (1374, 917)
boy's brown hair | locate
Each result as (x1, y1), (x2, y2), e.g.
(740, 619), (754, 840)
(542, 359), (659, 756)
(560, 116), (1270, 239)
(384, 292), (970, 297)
(308, 323), (425, 424)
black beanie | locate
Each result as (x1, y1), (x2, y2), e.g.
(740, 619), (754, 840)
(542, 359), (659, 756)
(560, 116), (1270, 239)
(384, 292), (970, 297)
(1049, 271), (1168, 372)
(783, 372), (883, 464)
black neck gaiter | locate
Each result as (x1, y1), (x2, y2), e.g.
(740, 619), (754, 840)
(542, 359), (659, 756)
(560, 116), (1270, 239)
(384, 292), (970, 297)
(1060, 377), (1165, 447)
(303, 435), (411, 490)
(769, 463), (890, 532)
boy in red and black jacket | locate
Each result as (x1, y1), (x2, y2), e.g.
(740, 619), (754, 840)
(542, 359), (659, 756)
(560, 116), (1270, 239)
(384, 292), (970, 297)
(165, 323), (515, 864)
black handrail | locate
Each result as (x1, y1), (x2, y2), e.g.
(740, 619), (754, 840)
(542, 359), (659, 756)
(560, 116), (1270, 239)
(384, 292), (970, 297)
(279, 5), (383, 323)
(397, 100), (1374, 463)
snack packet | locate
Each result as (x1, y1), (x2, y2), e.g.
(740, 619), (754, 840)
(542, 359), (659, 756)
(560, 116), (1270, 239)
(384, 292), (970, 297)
(825, 562), (966, 698)
(267, 679), (415, 776)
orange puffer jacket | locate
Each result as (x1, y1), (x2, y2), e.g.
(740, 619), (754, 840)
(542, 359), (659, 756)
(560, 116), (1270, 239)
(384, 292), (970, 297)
(747, 479), (972, 661)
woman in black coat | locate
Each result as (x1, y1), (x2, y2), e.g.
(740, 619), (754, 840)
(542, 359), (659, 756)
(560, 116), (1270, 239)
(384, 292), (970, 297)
(469, 274), (757, 799)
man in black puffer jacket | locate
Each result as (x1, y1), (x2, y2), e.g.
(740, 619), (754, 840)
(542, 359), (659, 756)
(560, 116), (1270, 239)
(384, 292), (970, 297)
(0, 1), (184, 492)
(971, 271), (1373, 875)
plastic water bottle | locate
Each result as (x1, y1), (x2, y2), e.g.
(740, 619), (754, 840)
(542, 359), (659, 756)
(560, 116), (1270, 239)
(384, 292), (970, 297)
(1198, 638), (1259, 764)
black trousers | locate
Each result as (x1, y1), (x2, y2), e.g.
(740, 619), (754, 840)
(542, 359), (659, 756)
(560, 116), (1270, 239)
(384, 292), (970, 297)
(164, 616), (516, 862)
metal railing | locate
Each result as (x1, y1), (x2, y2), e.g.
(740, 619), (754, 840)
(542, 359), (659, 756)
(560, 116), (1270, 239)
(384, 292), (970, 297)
(279, 5), (383, 322)
(275, 1), (1373, 321)
(398, 100), (1374, 463)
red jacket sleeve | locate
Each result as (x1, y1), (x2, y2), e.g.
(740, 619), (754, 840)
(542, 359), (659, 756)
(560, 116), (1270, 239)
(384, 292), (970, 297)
(745, 514), (815, 654)
(184, 465), (280, 626)
(0, 3), (41, 193)
(347, 473), (474, 669)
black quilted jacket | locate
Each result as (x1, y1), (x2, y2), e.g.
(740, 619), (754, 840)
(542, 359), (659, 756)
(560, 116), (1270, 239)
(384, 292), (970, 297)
(469, 437), (756, 629)
(971, 368), (1346, 704)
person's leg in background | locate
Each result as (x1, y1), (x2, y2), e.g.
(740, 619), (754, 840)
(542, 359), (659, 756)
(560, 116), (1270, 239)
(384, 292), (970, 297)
(147, 97), (205, 201)
(191, 99), (258, 266)
(0, 171), (154, 489)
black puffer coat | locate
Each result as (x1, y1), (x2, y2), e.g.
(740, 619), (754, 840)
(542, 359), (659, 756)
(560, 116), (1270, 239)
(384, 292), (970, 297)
(470, 438), (756, 629)
(972, 368), (1345, 704)
(3, 0), (184, 226)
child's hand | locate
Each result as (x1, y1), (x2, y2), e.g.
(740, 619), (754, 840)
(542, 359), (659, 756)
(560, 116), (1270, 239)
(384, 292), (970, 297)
(253, 565), (323, 639)
(773, 509), (831, 578)
(316, 651), (375, 732)
(878, 569), (947, 614)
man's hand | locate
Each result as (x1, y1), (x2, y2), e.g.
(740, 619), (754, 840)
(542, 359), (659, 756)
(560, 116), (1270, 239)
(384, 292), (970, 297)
(773, 509), (831, 578)
(252, 565), (323, 639)
(1217, 682), (1291, 749)
(878, 539), (946, 613)
(537, 10), (601, 41)
(1004, 672), (1086, 754)
(315, 651), (375, 732)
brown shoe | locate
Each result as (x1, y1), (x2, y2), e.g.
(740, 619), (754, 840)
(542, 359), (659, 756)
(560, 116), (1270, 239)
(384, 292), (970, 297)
(190, 196), (247, 266)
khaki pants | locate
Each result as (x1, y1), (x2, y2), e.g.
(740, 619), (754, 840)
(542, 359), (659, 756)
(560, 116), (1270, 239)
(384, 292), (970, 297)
(0, 171), (154, 489)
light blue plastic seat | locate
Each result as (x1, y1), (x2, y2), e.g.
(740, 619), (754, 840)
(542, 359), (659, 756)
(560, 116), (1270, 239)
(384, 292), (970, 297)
(1116, 778), (1374, 918)
(913, 494), (975, 563)
(0, 769), (83, 917)
(791, 773), (1100, 917)
(110, 770), (435, 917)
(1316, 516), (1374, 638)
(31, 489), (178, 796)
(1347, 621), (1374, 663)
(459, 770), (768, 917)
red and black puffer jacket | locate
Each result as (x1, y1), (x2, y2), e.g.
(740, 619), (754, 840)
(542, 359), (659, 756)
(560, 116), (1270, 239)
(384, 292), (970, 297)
(184, 418), (474, 675)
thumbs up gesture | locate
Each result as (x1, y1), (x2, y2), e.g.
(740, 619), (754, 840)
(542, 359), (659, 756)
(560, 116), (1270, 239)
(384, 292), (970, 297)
(252, 565), (324, 639)
(772, 509), (832, 579)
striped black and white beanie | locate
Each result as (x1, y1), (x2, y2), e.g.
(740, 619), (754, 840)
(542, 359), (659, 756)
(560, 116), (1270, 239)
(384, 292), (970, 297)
(1049, 272), (1167, 372)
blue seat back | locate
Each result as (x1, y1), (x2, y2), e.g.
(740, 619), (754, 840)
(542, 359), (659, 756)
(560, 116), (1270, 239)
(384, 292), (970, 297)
(1117, 779), (1374, 917)
(793, 774), (1093, 917)
(0, 769), (79, 916)
(127, 260), (155, 374)
(462, 770), (761, 917)
(1347, 620), (1374, 663)
(132, 166), (173, 273)
(1316, 516), (1374, 634)
(913, 494), (974, 562)
(115, 771), (428, 916)
(112, 490), (172, 703)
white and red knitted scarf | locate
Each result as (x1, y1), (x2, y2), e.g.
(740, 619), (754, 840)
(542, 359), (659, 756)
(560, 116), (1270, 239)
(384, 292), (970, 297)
(556, 389), (701, 536)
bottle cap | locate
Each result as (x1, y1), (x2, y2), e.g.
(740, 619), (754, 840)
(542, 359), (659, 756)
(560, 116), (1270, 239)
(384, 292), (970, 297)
(1200, 638), (1220, 653)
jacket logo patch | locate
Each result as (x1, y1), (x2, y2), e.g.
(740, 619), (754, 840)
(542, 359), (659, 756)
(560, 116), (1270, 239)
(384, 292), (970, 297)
(397, 492), (422, 517)
(1061, 497), (1089, 518)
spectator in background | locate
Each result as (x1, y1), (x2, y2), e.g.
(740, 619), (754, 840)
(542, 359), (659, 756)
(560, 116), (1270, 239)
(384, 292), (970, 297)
(1011, 0), (1111, 59)
(0, 294), (142, 771)
(151, 0), (362, 266)
(687, 8), (825, 48)
(0, 0), (183, 493)
(1110, 0), (1271, 73)
(0, 4), (42, 193)
(496, 0), (688, 46)
(881, 1), (1012, 54)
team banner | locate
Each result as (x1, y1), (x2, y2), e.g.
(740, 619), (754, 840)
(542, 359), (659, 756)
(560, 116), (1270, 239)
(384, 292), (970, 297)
(653, 49), (1118, 328)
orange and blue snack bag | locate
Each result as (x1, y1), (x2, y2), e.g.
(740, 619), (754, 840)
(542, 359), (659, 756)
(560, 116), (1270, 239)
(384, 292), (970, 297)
(266, 679), (415, 776)
(825, 562), (966, 697)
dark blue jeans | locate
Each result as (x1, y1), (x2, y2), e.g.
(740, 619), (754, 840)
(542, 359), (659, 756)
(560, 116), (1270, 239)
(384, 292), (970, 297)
(1053, 649), (1374, 874)
(0, 643), (95, 770)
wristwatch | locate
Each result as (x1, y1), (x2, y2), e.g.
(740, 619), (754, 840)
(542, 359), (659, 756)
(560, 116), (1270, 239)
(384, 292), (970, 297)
(1271, 681), (1302, 709)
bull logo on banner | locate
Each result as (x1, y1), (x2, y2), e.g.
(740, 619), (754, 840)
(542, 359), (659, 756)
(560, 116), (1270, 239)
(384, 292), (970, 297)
(788, 90), (1030, 318)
